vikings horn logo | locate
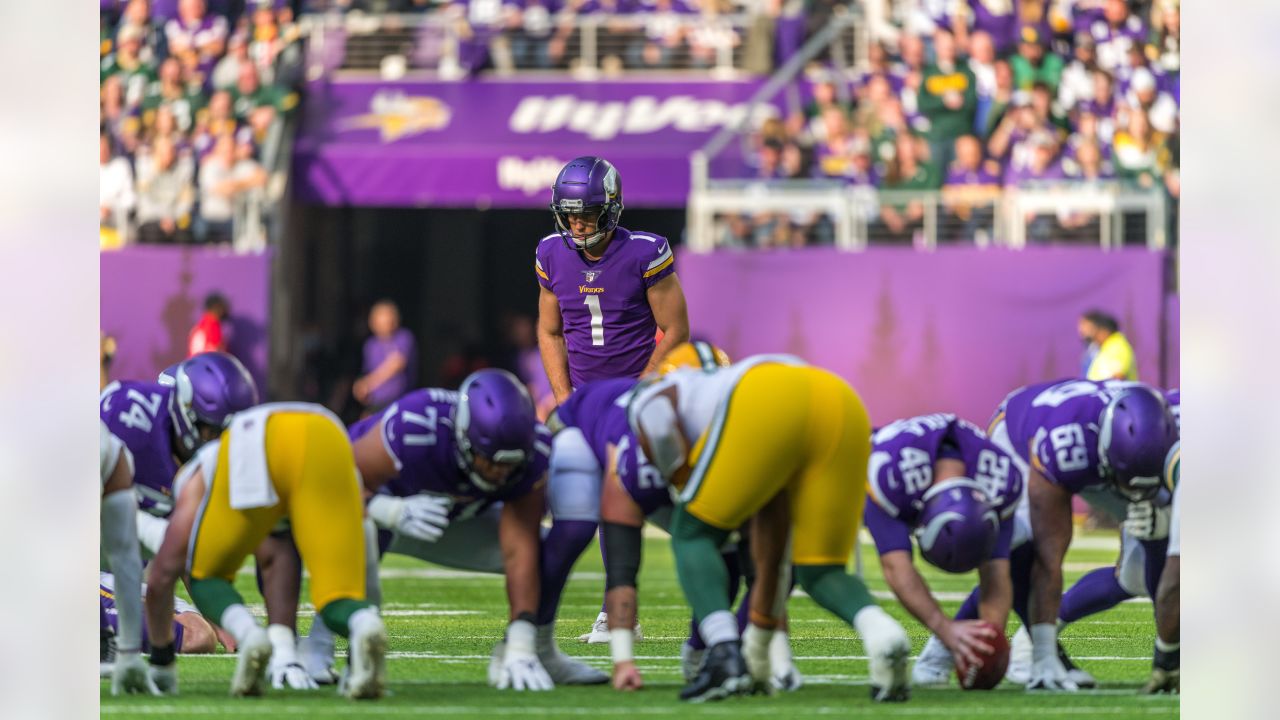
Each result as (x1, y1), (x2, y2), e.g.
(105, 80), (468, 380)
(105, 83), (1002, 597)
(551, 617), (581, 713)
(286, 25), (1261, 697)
(602, 165), (618, 200)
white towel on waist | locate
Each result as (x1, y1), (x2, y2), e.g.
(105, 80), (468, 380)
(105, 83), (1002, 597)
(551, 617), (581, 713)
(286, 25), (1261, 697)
(227, 406), (279, 510)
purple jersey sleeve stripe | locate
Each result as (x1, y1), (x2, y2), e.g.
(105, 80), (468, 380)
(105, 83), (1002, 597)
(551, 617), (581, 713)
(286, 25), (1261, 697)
(642, 254), (674, 279)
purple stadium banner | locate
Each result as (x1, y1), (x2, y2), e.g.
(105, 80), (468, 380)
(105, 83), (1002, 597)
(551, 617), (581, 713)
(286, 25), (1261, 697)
(292, 79), (769, 207)
(100, 247), (272, 394)
(678, 247), (1172, 426)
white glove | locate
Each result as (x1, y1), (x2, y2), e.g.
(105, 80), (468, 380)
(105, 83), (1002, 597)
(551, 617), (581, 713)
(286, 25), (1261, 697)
(769, 630), (803, 692)
(1123, 500), (1171, 541)
(493, 620), (554, 691)
(367, 493), (452, 543)
(270, 657), (319, 689)
(112, 650), (160, 696)
(1026, 624), (1078, 692)
(742, 624), (773, 690)
(148, 661), (179, 696)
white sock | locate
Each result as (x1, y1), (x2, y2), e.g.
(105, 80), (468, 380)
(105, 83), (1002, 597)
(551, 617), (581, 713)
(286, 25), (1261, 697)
(349, 607), (382, 637)
(307, 611), (335, 651)
(220, 604), (260, 647)
(853, 605), (902, 649)
(267, 624), (299, 664)
(698, 610), (738, 647)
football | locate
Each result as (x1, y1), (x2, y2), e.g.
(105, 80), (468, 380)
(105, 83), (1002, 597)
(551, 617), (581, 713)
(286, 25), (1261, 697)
(956, 623), (1010, 690)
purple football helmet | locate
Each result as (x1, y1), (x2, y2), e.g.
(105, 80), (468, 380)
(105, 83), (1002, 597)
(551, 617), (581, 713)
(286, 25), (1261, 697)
(454, 368), (538, 493)
(915, 478), (999, 573)
(550, 156), (624, 250)
(1099, 386), (1179, 500)
(166, 352), (260, 459)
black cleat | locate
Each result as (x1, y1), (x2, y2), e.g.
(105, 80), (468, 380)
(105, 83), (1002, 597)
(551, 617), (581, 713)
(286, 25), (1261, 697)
(679, 641), (753, 703)
(1058, 641), (1098, 688)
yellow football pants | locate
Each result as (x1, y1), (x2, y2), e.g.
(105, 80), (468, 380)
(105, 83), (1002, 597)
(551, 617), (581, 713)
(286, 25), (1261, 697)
(189, 412), (367, 610)
(683, 364), (871, 566)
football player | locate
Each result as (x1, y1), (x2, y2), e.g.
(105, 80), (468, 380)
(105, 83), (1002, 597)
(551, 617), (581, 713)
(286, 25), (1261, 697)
(864, 414), (1024, 674)
(536, 156), (691, 641)
(1141, 440), (1180, 694)
(100, 421), (154, 695)
(627, 355), (911, 702)
(298, 369), (603, 691)
(143, 403), (387, 699)
(100, 570), (222, 676)
(988, 380), (1177, 691)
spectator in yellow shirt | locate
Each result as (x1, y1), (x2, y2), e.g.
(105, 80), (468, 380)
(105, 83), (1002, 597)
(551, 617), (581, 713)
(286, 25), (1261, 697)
(1078, 310), (1138, 381)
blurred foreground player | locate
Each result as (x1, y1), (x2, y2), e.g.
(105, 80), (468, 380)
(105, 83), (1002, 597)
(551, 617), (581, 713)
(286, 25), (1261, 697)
(628, 355), (910, 702)
(144, 403), (387, 699)
(1142, 440), (1180, 694)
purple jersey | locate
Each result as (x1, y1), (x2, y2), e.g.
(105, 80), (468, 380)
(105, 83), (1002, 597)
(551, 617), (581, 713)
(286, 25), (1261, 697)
(554, 379), (670, 515)
(100, 574), (187, 652)
(535, 227), (675, 388)
(865, 413), (1023, 559)
(944, 164), (1000, 186)
(350, 388), (550, 520)
(99, 381), (178, 517)
(993, 378), (1139, 493)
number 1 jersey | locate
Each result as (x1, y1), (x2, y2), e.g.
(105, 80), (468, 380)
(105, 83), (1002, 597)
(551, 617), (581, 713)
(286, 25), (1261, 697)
(535, 227), (676, 388)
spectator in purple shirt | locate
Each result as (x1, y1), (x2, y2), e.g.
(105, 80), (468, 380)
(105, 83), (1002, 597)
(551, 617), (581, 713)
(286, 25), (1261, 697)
(165, 0), (228, 65)
(1058, 32), (1098, 111)
(942, 133), (1000, 243)
(1087, 0), (1147, 74)
(354, 300), (418, 415)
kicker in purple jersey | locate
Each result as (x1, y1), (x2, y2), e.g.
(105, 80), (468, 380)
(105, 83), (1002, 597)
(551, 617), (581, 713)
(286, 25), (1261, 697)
(555, 379), (670, 515)
(865, 413), (1023, 558)
(992, 378), (1141, 493)
(535, 226), (676, 388)
(349, 388), (550, 520)
(100, 578), (185, 652)
(99, 381), (179, 517)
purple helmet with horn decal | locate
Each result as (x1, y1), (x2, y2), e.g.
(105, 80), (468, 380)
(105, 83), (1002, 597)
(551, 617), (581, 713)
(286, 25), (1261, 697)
(916, 478), (1000, 573)
(1099, 385), (1178, 500)
(550, 156), (624, 251)
(165, 352), (260, 460)
(454, 368), (538, 493)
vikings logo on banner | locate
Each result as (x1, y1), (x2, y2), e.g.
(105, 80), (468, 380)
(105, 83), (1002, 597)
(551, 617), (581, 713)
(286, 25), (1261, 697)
(339, 91), (452, 142)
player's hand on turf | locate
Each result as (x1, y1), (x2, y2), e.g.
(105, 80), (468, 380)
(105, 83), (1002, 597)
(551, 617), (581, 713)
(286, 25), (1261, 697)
(1123, 500), (1170, 541)
(270, 657), (320, 690)
(942, 619), (997, 670)
(112, 651), (161, 696)
(495, 620), (554, 691)
(1140, 667), (1179, 694)
(612, 660), (644, 691)
(741, 624), (773, 692)
(148, 661), (179, 696)
(1027, 654), (1079, 692)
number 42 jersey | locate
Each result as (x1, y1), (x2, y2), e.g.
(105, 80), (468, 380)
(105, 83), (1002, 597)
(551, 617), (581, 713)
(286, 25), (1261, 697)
(535, 227), (676, 388)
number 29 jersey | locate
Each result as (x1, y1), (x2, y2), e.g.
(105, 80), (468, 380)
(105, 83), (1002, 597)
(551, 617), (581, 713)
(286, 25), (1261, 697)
(535, 227), (676, 388)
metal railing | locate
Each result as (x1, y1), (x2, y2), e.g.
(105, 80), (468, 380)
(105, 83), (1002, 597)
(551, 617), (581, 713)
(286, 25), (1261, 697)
(688, 182), (1169, 252)
(300, 10), (852, 79)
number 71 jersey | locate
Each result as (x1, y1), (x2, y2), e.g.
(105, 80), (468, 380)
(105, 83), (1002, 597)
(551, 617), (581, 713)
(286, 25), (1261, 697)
(535, 227), (676, 388)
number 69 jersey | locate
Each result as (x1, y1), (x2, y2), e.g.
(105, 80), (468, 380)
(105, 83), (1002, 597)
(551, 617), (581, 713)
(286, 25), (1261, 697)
(349, 388), (551, 520)
(865, 413), (1024, 555)
(535, 227), (676, 388)
(100, 381), (179, 517)
(992, 378), (1142, 493)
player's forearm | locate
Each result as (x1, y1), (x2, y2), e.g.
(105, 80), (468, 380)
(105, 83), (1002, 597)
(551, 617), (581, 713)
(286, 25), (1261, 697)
(644, 321), (690, 374)
(145, 564), (179, 649)
(976, 559), (1013, 629)
(503, 548), (540, 620)
(102, 490), (145, 652)
(1029, 546), (1065, 626)
(500, 505), (542, 620)
(536, 329), (573, 403)
(880, 552), (950, 635)
(605, 586), (638, 631)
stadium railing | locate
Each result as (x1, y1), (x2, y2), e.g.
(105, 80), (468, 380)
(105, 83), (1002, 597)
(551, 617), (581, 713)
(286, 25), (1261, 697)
(298, 9), (861, 78)
(686, 182), (1169, 251)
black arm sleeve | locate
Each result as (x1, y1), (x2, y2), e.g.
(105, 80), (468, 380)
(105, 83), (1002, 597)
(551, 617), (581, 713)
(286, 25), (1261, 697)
(602, 521), (643, 591)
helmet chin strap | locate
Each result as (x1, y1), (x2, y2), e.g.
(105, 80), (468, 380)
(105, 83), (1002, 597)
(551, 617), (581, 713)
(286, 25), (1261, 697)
(573, 229), (608, 250)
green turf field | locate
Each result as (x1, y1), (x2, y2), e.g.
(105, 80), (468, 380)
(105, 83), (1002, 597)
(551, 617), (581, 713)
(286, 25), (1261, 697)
(101, 530), (1178, 718)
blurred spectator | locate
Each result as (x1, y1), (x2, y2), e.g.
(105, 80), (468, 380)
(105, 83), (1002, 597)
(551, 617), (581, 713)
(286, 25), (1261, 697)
(1078, 309), (1138, 381)
(102, 23), (156, 108)
(1085, 0), (1147, 74)
(354, 300), (418, 414)
(1112, 106), (1171, 189)
(1147, 0), (1179, 76)
(248, 4), (287, 82)
(116, 0), (163, 62)
(949, 0), (1020, 56)
(101, 75), (144, 158)
(197, 133), (267, 244)
(505, 0), (556, 70)
(630, 0), (696, 70)
(1058, 32), (1098, 111)
(975, 58), (1013, 139)
(1003, 129), (1065, 187)
(142, 58), (204, 133)
(232, 63), (297, 143)
(1122, 67), (1178, 134)
(189, 292), (230, 356)
(688, 0), (741, 70)
(855, 40), (906, 99)
(100, 133), (137, 244)
(165, 0), (229, 65)
(896, 32), (926, 115)
(800, 77), (852, 144)
(918, 29), (976, 172)
(212, 32), (251, 90)
(1029, 81), (1069, 133)
(878, 133), (940, 237)
(135, 137), (196, 243)
(145, 105), (194, 162)
(1064, 109), (1114, 168)
(1010, 26), (1063, 94)
(941, 134), (1000, 242)
(967, 30), (996, 99)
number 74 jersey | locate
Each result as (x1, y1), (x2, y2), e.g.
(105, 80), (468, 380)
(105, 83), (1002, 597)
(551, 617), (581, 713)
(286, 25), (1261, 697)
(535, 227), (676, 388)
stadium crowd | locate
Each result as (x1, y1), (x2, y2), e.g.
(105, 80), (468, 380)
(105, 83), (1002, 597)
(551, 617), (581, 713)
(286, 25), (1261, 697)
(721, 0), (1180, 247)
(99, 0), (302, 247)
